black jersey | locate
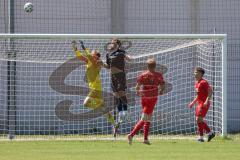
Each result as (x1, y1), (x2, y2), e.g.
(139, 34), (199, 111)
(106, 49), (126, 71)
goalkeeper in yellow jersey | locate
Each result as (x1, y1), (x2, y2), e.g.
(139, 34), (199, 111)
(71, 40), (116, 126)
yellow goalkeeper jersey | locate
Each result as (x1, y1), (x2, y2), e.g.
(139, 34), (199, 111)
(75, 49), (103, 108)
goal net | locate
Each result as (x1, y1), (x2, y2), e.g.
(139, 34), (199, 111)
(0, 34), (227, 140)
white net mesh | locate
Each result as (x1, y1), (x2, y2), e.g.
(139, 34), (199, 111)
(0, 34), (225, 140)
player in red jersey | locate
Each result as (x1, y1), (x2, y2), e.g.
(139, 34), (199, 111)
(188, 67), (215, 142)
(127, 58), (165, 145)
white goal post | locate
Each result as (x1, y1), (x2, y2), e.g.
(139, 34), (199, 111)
(0, 34), (227, 140)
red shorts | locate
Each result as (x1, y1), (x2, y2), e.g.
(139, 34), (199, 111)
(141, 97), (158, 115)
(195, 102), (210, 118)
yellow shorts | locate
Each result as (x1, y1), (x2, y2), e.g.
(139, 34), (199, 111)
(84, 89), (104, 109)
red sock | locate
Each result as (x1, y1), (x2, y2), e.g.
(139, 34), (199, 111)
(130, 120), (144, 137)
(197, 122), (204, 136)
(202, 121), (211, 133)
(144, 121), (150, 140)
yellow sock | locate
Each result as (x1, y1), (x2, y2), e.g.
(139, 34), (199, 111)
(105, 112), (116, 126)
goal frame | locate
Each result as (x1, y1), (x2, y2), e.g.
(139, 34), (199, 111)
(0, 33), (227, 137)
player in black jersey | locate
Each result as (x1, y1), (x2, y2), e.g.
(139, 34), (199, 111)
(102, 38), (131, 137)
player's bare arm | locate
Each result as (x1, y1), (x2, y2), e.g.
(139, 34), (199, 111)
(188, 95), (198, 108)
(125, 55), (132, 61)
(158, 83), (165, 95)
(101, 62), (110, 69)
(135, 82), (142, 96)
(204, 86), (213, 106)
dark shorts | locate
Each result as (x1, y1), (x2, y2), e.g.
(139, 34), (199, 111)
(111, 72), (127, 92)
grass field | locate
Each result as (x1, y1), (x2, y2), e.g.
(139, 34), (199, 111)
(0, 136), (240, 160)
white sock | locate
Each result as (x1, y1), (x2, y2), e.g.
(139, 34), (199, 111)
(122, 110), (127, 117)
(118, 111), (124, 123)
(199, 136), (204, 139)
(123, 111), (130, 121)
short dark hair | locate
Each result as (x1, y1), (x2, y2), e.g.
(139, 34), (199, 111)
(95, 51), (101, 57)
(112, 38), (122, 47)
(195, 67), (205, 75)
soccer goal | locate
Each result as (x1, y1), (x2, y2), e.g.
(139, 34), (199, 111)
(0, 34), (227, 140)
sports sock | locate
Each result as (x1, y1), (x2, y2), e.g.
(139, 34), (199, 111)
(105, 112), (116, 126)
(143, 121), (150, 140)
(202, 121), (211, 133)
(130, 120), (144, 137)
(197, 122), (204, 136)
(118, 111), (124, 123)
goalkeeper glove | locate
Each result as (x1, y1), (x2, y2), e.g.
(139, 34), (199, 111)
(79, 40), (86, 50)
(71, 40), (78, 51)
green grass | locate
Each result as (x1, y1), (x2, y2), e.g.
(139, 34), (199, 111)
(0, 138), (240, 160)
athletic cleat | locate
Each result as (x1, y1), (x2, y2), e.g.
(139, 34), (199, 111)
(127, 134), (133, 145)
(207, 133), (215, 142)
(143, 139), (151, 145)
(197, 138), (205, 142)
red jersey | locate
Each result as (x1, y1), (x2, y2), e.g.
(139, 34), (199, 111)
(137, 71), (165, 98)
(195, 78), (210, 103)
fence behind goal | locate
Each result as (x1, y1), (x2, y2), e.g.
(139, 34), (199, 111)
(0, 34), (226, 140)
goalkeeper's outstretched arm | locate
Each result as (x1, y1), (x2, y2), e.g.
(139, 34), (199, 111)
(79, 40), (86, 51)
(79, 40), (92, 57)
(71, 40), (88, 62)
(71, 40), (78, 51)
